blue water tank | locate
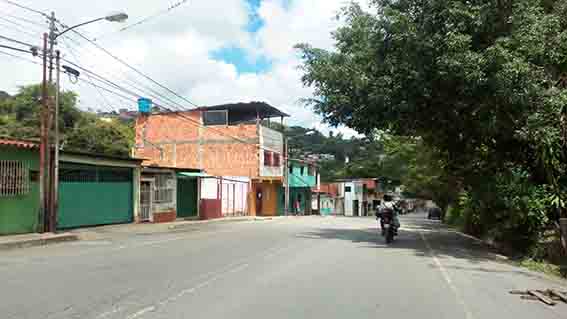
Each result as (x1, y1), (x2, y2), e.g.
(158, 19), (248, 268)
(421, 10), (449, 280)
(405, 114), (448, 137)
(138, 97), (152, 113)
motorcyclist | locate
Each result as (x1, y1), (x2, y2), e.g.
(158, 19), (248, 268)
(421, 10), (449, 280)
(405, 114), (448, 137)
(376, 194), (401, 235)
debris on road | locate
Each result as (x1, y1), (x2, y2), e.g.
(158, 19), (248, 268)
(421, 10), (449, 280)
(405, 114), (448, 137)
(510, 289), (567, 306)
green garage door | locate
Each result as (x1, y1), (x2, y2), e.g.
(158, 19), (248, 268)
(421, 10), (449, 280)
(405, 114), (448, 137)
(177, 177), (198, 218)
(58, 164), (133, 229)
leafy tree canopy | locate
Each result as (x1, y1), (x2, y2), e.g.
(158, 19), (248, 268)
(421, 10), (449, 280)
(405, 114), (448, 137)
(0, 84), (133, 157)
(297, 0), (567, 250)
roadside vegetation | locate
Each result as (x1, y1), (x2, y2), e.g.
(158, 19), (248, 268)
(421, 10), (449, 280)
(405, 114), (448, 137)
(0, 84), (134, 157)
(296, 0), (567, 275)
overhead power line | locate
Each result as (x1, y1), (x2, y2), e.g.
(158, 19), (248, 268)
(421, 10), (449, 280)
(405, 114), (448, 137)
(60, 39), (114, 111)
(1, 42), (306, 176)
(2, 11), (46, 28)
(61, 34), (192, 111)
(58, 24), (198, 109)
(59, 54), (182, 112)
(0, 48), (40, 65)
(0, 0), (47, 16)
(0, 20), (42, 39)
(0, 15), (42, 32)
(0, 43), (34, 54)
(95, 0), (189, 40)
(0, 46), (136, 113)
(0, 34), (37, 48)
(4, 13), (290, 163)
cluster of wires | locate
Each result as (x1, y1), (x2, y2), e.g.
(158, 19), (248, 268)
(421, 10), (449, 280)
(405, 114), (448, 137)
(0, 0), (316, 184)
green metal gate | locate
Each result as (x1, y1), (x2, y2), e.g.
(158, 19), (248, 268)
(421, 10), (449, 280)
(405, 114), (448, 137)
(57, 163), (133, 229)
(177, 177), (198, 218)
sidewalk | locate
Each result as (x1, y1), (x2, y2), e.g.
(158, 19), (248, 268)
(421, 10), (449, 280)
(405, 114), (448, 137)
(72, 215), (289, 240)
(0, 232), (78, 251)
(0, 216), (290, 250)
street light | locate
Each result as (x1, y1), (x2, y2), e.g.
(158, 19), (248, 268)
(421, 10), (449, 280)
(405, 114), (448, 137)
(55, 12), (128, 39)
(46, 11), (128, 232)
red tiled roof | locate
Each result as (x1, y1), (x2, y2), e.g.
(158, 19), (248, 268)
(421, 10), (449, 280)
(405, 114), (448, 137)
(314, 183), (339, 196)
(0, 138), (39, 149)
(361, 179), (377, 190)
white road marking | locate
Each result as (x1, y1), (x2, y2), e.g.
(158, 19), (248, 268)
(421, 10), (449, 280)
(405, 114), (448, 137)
(125, 306), (155, 319)
(420, 231), (475, 319)
(116, 242), (293, 319)
(95, 306), (122, 319)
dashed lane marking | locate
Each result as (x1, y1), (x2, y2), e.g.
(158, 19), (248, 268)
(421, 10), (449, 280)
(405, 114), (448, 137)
(420, 231), (475, 319)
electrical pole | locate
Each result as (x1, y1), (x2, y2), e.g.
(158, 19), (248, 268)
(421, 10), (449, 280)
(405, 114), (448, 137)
(36, 10), (127, 232)
(50, 50), (61, 232)
(46, 12), (57, 232)
(39, 33), (48, 233)
(47, 12), (56, 83)
(284, 138), (289, 215)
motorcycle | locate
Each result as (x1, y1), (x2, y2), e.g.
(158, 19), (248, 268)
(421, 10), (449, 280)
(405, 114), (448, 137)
(380, 208), (397, 243)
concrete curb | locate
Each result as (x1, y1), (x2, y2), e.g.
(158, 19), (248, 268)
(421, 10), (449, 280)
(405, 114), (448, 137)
(0, 233), (79, 251)
(448, 229), (510, 261)
(167, 216), (285, 230)
(449, 227), (567, 286)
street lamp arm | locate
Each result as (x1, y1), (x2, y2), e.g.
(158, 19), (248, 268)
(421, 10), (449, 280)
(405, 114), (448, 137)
(54, 12), (127, 40)
(55, 17), (106, 39)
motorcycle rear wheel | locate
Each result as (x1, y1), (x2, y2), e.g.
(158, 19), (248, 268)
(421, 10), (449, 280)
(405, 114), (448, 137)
(386, 229), (394, 243)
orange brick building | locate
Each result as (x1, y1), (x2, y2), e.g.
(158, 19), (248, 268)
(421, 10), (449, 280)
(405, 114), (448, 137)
(133, 102), (288, 217)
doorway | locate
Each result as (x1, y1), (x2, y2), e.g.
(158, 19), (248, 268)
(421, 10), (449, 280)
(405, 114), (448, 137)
(140, 180), (153, 222)
(256, 189), (263, 216)
(353, 200), (359, 217)
(177, 178), (198, 218)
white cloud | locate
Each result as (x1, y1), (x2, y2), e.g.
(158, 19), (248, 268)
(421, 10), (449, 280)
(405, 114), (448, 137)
(0, 0), (367, 138)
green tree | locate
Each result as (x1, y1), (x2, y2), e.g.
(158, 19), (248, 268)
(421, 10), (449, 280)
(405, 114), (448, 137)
(64, 115), (134, 157)
(0, 84), (133, 157)
(296, 0), (567, 251)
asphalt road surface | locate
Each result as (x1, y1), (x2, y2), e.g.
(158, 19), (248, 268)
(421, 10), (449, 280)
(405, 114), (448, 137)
(1, 213), (565, 319)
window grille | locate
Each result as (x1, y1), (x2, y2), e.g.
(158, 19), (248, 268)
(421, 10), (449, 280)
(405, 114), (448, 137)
(59, 166), (131, 183)
(273, 153), (280, 167)
(0, 160), (29, 196)
(264, 150), (272, 166)
(154, 174), (174, 203)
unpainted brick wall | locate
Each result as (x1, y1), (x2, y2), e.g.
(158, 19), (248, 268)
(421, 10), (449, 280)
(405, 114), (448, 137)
(134, 111), (260, 177)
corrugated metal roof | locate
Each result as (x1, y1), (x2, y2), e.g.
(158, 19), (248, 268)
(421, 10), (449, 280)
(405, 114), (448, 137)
(198, 102), (289, 118)
(0, 138), (39, 149)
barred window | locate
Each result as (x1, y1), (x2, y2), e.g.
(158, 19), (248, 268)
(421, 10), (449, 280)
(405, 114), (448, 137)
(0, 160), (30, 196)
(154, 174), (174, 203)
(264, 150), (272, 166)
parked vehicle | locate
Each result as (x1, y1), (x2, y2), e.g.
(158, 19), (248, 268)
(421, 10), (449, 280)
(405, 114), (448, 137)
(427, 207), (442, 220)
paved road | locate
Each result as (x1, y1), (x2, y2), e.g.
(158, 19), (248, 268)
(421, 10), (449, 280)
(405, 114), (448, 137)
(1, 213), (565, 319)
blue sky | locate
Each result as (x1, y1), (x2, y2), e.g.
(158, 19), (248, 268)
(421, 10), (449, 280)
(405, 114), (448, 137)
(210, 0), (272, 74)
